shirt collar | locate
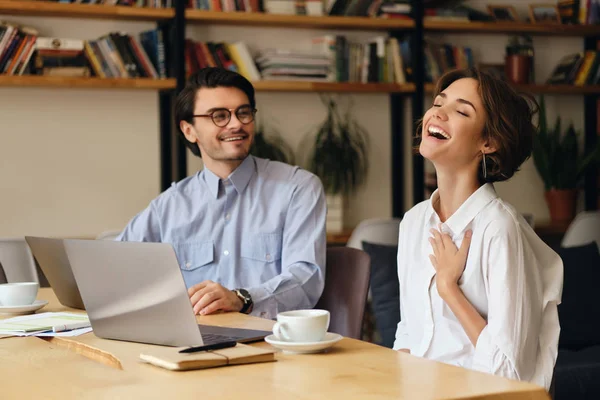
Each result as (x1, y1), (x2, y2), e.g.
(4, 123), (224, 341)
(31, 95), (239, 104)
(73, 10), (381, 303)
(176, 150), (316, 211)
(227, 155), (255, 195)
(201, 156), (256, 199)
(428, 183), (498, 235)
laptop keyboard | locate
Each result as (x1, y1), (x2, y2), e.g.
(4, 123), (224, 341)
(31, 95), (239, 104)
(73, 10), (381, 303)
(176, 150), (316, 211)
(200, 331), (243, 346)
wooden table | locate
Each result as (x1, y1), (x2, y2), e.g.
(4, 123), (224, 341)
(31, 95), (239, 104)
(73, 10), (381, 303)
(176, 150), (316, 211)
(0, 289), (550, 399)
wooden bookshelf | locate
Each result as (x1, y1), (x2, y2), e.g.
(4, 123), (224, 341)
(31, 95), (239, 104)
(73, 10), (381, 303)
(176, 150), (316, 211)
(0, 0), (174, 21)
(0, 76), (176, 90)
(186, 10), (414, 31)
(253, 81), (415, 93)
(424, 83), (600, 95)
(424, 20), (600, 37)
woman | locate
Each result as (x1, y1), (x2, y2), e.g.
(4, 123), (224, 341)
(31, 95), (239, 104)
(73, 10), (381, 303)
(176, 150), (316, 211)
(393, 68), (563, 391)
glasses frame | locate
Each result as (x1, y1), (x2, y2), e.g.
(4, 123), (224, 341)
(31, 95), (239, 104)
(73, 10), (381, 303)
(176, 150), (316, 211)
(193, 105), (257, 128)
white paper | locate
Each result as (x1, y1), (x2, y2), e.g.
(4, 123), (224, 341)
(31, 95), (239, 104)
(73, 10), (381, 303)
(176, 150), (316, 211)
(0, 312), (90, 334)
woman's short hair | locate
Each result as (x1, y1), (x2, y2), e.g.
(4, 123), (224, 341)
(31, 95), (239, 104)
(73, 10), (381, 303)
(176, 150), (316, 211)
(417, 68), (538, 184)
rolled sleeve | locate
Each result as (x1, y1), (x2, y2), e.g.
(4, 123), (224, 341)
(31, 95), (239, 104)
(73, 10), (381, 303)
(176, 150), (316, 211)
(472, 325), (520, 380)
(246, 174), (326, 320)
(473, 220), (553, 388)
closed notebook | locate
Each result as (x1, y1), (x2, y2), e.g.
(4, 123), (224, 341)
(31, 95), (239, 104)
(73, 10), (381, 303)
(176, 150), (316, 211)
(139, 343), (276, 371)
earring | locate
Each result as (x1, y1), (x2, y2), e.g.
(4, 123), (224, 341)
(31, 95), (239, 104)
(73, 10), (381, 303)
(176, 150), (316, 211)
(481, 151), (487, 180)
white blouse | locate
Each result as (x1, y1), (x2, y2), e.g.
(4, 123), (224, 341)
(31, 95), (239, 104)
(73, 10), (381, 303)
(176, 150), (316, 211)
(393, 184), (563, 390)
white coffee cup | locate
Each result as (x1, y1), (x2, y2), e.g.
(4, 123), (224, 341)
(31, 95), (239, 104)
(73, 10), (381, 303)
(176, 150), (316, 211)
(0, 282), (39, 307)
(272, 309), (330, 343)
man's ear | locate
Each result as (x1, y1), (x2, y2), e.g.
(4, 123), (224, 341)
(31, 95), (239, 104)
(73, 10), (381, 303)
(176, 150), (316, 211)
(180, 120), (197, 144)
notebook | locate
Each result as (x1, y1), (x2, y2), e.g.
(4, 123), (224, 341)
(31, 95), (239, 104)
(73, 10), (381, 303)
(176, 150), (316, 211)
(139, 343), (276, 371)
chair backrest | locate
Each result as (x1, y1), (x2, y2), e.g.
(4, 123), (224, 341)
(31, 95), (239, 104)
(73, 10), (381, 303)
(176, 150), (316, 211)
(0, 238), (39, 283)
(346, 218), (401, 250)
(561, 211), (600, 249)
(315, 247), (371, 339)
(96, 230), (122, 241)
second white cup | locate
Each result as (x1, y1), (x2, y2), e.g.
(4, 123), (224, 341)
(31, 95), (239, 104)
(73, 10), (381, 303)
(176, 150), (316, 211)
(0, 282), (39, 307)
(272, 309), (330, 343)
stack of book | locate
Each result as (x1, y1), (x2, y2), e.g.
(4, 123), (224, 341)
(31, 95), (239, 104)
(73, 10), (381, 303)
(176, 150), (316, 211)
(35, 0), (173, 7)
(424, 40), (474, 83)
(547, 51), (600, 86)
(0, 21), (166, 78)
(186, 0), (412, 18)
(34, 37), (90, 77)
(0, 22), (39, 76)
(256, 49), (331, 81)
(312, 34), (409, 84)
(184, 39), (260, 81)
(84, 30), (166, 79)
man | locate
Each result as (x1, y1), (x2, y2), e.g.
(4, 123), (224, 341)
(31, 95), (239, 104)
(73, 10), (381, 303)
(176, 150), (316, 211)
(117, 67), (327, 320)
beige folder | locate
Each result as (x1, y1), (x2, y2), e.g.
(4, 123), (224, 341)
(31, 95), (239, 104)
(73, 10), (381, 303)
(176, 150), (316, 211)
(140, 343), (276, 371)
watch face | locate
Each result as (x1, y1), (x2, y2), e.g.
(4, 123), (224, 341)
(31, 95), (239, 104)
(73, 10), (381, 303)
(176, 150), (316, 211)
(238, 289), (250, 300)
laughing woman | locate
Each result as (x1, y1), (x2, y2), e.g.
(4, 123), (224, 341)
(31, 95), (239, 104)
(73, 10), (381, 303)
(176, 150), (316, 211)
(393, 68), (563, 391)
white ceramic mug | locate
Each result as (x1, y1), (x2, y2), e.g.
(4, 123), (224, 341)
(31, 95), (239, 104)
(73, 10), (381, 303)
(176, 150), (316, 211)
(272, 309), (330, 343)
(0, 282), (39, 307)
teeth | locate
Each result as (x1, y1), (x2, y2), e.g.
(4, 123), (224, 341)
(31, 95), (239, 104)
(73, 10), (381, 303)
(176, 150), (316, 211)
(427, 126), (450, 139)
(223, 136), (244, 142)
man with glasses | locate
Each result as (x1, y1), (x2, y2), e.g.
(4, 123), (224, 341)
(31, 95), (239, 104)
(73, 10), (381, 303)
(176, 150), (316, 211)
(116, 67), (326, 320)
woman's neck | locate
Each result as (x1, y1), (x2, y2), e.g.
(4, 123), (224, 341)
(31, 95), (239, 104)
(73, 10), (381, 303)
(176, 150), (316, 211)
(434, 169), (482, 223)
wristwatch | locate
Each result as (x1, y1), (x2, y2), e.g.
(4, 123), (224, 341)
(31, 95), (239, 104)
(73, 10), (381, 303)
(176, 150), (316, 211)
(233, 288), (253, 314)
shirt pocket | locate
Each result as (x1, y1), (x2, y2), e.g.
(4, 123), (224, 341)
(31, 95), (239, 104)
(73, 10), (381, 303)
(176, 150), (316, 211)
(174, 240), (214, 271)
(241, 232), (282, 263)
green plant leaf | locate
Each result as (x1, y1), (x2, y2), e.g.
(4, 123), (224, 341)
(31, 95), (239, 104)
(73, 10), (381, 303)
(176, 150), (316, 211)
(532, 97), (600, 190)
(250, 124), (295, 165)
(306, 96), (370, 195)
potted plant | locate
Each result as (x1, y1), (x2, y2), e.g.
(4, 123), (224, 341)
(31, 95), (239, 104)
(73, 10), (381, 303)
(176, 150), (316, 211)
(305, 95), (369, 233)
(532, 95), (600, 223)
(250, 123), (295, 165)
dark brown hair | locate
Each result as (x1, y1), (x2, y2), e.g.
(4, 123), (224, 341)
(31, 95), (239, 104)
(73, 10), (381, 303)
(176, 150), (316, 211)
(175, 67), (256, 158)
(416, 68), (538, 184)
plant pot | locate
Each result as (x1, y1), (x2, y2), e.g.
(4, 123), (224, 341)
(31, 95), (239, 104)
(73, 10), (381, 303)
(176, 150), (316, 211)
(505, 54), (532, 84)
(326, 194), (344, 233)
(544, 189), (577, 224)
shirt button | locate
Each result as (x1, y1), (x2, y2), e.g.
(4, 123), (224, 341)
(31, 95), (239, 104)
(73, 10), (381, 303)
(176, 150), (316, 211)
(265, 254), (271, 261)
(225, 213), (231, 220)
(224, 250), (229, 256)
(185, 262), (191, 269)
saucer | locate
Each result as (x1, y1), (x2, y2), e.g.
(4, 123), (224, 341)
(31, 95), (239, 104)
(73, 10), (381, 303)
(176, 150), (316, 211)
(0, 300), (48, 315)
(264, 332), (343, 354)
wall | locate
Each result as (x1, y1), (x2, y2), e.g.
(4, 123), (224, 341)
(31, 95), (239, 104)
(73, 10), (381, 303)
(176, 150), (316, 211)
(0, 1), (585, 238)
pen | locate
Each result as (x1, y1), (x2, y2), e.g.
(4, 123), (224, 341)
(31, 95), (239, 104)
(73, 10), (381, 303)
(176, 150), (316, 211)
(52, 321), (91, 333)
(179, 340), (237, 354)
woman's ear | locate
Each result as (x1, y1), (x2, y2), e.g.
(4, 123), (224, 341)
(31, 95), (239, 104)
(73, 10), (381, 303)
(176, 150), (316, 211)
(180, 121), (198, 144)
(481, 139), (497, 155)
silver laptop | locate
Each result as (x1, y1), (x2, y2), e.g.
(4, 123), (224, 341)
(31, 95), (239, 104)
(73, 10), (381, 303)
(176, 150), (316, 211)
(24, 236), (85, 310)
(61, 238), (270, 347)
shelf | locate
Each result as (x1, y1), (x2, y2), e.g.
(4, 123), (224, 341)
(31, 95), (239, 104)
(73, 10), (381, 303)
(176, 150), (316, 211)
(424, 83), (600, 95)
(253, 81), (415, 93)
(0, 76), (176, 90)
(0, 1), (174, 21)
(424, 20), (600, 37)
(186, 10), (414, 31)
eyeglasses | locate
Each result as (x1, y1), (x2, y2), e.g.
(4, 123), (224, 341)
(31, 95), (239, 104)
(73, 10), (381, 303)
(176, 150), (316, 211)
(193, 105), (257, 128)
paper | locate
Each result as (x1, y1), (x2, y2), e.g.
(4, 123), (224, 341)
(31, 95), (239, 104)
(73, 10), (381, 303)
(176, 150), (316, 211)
(0, 312), (91, 337)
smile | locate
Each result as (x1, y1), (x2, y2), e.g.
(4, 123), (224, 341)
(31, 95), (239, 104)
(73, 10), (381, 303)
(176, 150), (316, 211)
(427, 125), (451, 140)
(221, 136), (246, 142)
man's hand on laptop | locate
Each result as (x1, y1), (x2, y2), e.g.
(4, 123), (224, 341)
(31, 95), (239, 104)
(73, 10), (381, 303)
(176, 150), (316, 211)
(188, 280), (243, 315)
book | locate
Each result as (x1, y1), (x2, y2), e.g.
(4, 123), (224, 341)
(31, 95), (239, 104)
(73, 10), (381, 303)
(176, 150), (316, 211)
(139, 343), (276, 371)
